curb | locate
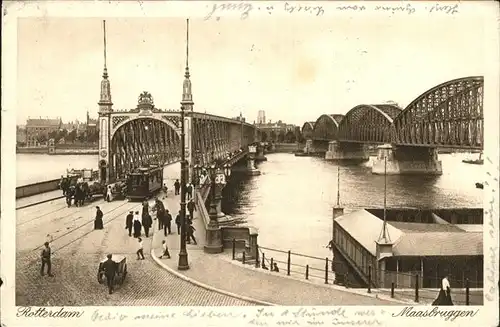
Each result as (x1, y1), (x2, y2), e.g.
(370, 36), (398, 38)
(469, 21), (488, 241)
(16, 196), (65, 210)
(222, 256), (413, 305)
(150, 248), (276, 306)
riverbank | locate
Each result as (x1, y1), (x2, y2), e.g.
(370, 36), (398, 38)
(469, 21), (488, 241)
(16, 147), (98, 155)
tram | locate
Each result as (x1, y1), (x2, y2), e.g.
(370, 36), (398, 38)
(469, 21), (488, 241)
(126, 165), (163, 201)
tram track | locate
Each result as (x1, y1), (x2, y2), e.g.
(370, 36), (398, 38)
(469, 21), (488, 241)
(16, 195), (65, 210)
(20, 200), (134, 256)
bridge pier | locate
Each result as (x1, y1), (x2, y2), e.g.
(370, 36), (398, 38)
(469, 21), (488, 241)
(245, 145), (261, 176)
(372, 144), (442, 175)
(325, 141), (369, 162)
(254, 143), (267, 162)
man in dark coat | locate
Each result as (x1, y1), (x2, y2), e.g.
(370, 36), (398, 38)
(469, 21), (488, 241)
(186, 183), (193, 200)
(102, 254), (117, 294)
(164, 209), (172, 236)
(174, 179), (180, 195)
(94, 206), (104, 230)
(142, 212), (152, 238)
(125, 211), (133, 236)
(155, 198), (165, 231)
(40, 242), (54, 277)
(175, 211), (181, 234)
(65, 186), (73, 207)
(187, 198), (196, 221)
(187, 221), (197, 245)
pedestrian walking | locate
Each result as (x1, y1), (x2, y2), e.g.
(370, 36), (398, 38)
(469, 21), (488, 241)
(133, 211), (142, 238)
(102, 254), (117, 294)
(164, 209), (172, 236)
(187, 198), (196, 221)
(125, 211), (133, 236)
(94, 206), (104, 230)
(106, 185), (113, 202)
(142, 212), (152, 238)
(40, 242), (54, 277)
(186, 183), (193, 200)
(142, 201), (149, 218)
(187, 221), (197, 245)
(65, 187), (73, 207)
(175, 211), (181, 234)
(174, 179), (180, 195)
(136, 238), (145, 260)
(432, 274), (454, 306)
(155, 198), (165, 231)
(159, 240), (171, 259)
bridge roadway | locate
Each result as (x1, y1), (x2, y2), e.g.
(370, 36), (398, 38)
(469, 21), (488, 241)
(16, 193), (254, 306)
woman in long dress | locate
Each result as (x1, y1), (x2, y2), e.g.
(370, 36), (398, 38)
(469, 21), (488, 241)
(133, 212), (142, 238)
(94, 206), (104, 230)
(432, 275), (453, 305)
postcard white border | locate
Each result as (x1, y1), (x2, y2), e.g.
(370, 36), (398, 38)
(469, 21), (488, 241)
(2, 1), (499, 327)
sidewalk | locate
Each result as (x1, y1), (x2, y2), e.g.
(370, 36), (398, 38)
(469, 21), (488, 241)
(16, 189), (64, 209)
(150, 191), (403, 306)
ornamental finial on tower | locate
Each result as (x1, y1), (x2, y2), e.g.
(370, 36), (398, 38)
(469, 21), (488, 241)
(99, 19), (113, 112)
(181, 18), (193, 111)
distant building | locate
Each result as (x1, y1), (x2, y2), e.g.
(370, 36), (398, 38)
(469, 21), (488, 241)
(254, 117), (298, 143)
(25, 117), (62, 147)
(233, 112), (246, 123)
(257, 110), (266, 124)
(332, 208), (483, 289)
(16, 126), (27, 145)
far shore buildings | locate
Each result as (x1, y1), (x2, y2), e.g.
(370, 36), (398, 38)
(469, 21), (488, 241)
(332, 208), (483, 289)
(19, 112), (98, 147)
(254, 110), (298, 143)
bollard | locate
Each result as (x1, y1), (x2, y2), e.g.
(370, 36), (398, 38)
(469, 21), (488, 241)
(287, 250), (291, 276)
(255, 244), (259, 268)
(242, 251), (246, 265)
(414, 274), (419, 303)
(391, 282), (395, 298)
(465, 278), (470, 305)
(325, 257), (329, 284)
(367, 265), (372, 293)
(232, 238), (236, 260)
(306, 265), (309, 280)
(262, 253), (266, 269)
(271, 257), (274, 270)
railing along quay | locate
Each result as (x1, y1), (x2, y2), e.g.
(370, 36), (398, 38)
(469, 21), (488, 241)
(231, 243), (481, 305)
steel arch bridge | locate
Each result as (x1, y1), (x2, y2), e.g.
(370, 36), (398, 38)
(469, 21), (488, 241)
(301, 122), (315, 140)
(101, 91), (259, 183)
(303, 76), (484, 150)
(312, 114), (344, 141)
(337, 104), (402, 143)
(393, 76), (484, 149)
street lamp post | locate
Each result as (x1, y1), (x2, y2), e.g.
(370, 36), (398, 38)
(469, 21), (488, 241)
(177, 103), (189, 270)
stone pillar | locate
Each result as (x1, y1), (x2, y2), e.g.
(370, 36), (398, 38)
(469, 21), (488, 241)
(246, 145), (261, 176)
(248, 228), (259, 260)
(304, 139), (314, 154)
(254, 143), (267, 162)
(325, 141), (369, 161)
(372, 144), (442, 175)
(48, 138), (56, 154)
(375, 240), (394, 288)
(214, 185), (225, 218)
(204, 187), (223, 254)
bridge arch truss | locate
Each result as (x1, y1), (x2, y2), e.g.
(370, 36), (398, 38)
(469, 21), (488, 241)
(337, 104), (402, 143)
(301, 121), (315, 140)
(312, 114), (344, 141)
(393, 76), (484, 149)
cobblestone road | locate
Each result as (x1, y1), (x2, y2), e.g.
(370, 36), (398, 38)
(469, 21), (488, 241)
(16, 191), (254, 306)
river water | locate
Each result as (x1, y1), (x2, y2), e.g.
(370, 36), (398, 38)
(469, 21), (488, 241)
(17, 152), (483, 263)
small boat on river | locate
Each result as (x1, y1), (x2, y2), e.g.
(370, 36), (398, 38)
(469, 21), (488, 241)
(462, 152), (483, 165)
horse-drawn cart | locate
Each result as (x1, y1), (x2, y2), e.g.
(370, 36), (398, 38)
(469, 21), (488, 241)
(97, 255), (128, 288)
(60, 168), (105, 206)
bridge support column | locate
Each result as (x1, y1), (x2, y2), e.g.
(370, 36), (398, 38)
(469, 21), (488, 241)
(245, 145), (261, 176)
(372, 144), (442, 175)
(304, 139), (314, 154)
(325, 141), (369, 162)
(254, 143), (267, 162)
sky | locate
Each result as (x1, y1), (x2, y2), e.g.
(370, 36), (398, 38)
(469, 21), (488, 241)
(16, 15), (486, 126)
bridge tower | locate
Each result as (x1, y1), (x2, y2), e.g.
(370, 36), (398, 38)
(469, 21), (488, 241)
(97, 20), (113, 184)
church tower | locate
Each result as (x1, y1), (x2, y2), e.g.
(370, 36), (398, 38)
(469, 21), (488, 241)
(98, 20), (113, 184)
